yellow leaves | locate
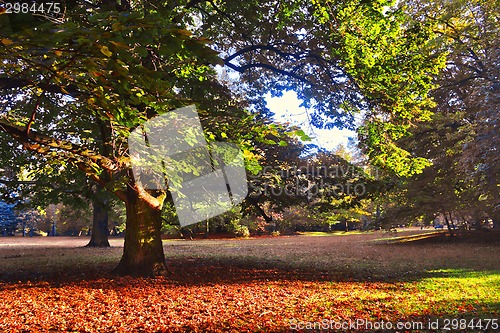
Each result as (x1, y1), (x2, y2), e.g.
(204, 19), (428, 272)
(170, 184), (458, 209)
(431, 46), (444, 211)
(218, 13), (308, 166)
(242, 149), (261, 162)
(1, 38), (13, 46)
(242, 149), (253, 160)
(445, 148), (455, 157)
(99, 45), (112, 57)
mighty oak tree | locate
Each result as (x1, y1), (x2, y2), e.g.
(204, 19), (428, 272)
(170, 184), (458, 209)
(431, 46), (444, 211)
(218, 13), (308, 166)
(0, 0), (444, 276)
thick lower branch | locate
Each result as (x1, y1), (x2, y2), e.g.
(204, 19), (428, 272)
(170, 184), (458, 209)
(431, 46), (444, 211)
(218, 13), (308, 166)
(0, 118), (128, 202)
(0, 119), (118, 172)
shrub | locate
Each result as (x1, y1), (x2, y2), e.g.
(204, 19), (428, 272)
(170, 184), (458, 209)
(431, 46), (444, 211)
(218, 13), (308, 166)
(228, 222), (250, 238)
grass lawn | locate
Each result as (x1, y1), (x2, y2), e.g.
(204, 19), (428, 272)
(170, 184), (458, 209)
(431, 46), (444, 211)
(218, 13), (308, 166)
(0, 230), (498, 332)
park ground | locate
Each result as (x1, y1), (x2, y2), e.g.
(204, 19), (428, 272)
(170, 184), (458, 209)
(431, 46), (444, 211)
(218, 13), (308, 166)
(0, 229), (498, 332)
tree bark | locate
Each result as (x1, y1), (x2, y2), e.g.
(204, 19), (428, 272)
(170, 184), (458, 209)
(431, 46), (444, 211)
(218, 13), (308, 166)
(86, 193), (110, 247)
(113, 186), (167, 277)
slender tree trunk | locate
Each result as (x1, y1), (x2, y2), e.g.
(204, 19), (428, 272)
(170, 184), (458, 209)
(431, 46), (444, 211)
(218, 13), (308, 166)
(444, 212), (454, 237)
(113, 186), (167, 277)
(86, 193), (110, 247)
(204, 220), (209, 238)
(448, 212), (457, 229)
(471, 211), (482, 230)
(375, 204), (381, 230)
(491, 210), (500, 230)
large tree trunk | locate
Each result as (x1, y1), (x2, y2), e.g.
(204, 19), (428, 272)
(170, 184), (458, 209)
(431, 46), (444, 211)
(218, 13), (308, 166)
(113, 186), (167, 277)
(86, 191), (110, 247)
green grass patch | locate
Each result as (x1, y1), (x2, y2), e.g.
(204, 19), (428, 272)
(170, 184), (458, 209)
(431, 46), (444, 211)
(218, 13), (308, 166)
(412, 269), (500, 316)
(306, 270), (499, 323)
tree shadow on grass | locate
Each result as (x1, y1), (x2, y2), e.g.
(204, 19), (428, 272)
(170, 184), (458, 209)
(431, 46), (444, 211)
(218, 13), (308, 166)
(0, 231), (498, 286)
(159, 231), (500, 286)
(376, 230), (500, 245)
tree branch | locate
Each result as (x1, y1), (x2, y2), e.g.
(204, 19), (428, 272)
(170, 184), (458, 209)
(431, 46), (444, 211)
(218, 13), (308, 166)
(0, 119), (129, 202)
(225, 61), (313, 85)
(0, 78), (81, 97)
(223, 43), (349, 87)
(186, 0), (206, 9)
(224, 44), (307, 63)
(0, 119), (118, 172)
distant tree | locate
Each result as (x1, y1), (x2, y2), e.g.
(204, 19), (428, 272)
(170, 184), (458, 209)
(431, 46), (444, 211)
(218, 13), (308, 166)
(15, 207), (42, 237)
(245, 137), (382, 233)
(36, 203), (92, 236)
(0, 200), (18, 236)
(0, 147), (113, 245)
(244, 129), (306, 224)
(380, 0), (499, 231)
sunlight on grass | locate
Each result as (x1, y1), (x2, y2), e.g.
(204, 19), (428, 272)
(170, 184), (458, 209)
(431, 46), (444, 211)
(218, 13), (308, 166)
(306, 270), (499, 321)
(371, 231), (443, 243)
(413, 269), (500, 315)
(298, 231), (366, 237)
